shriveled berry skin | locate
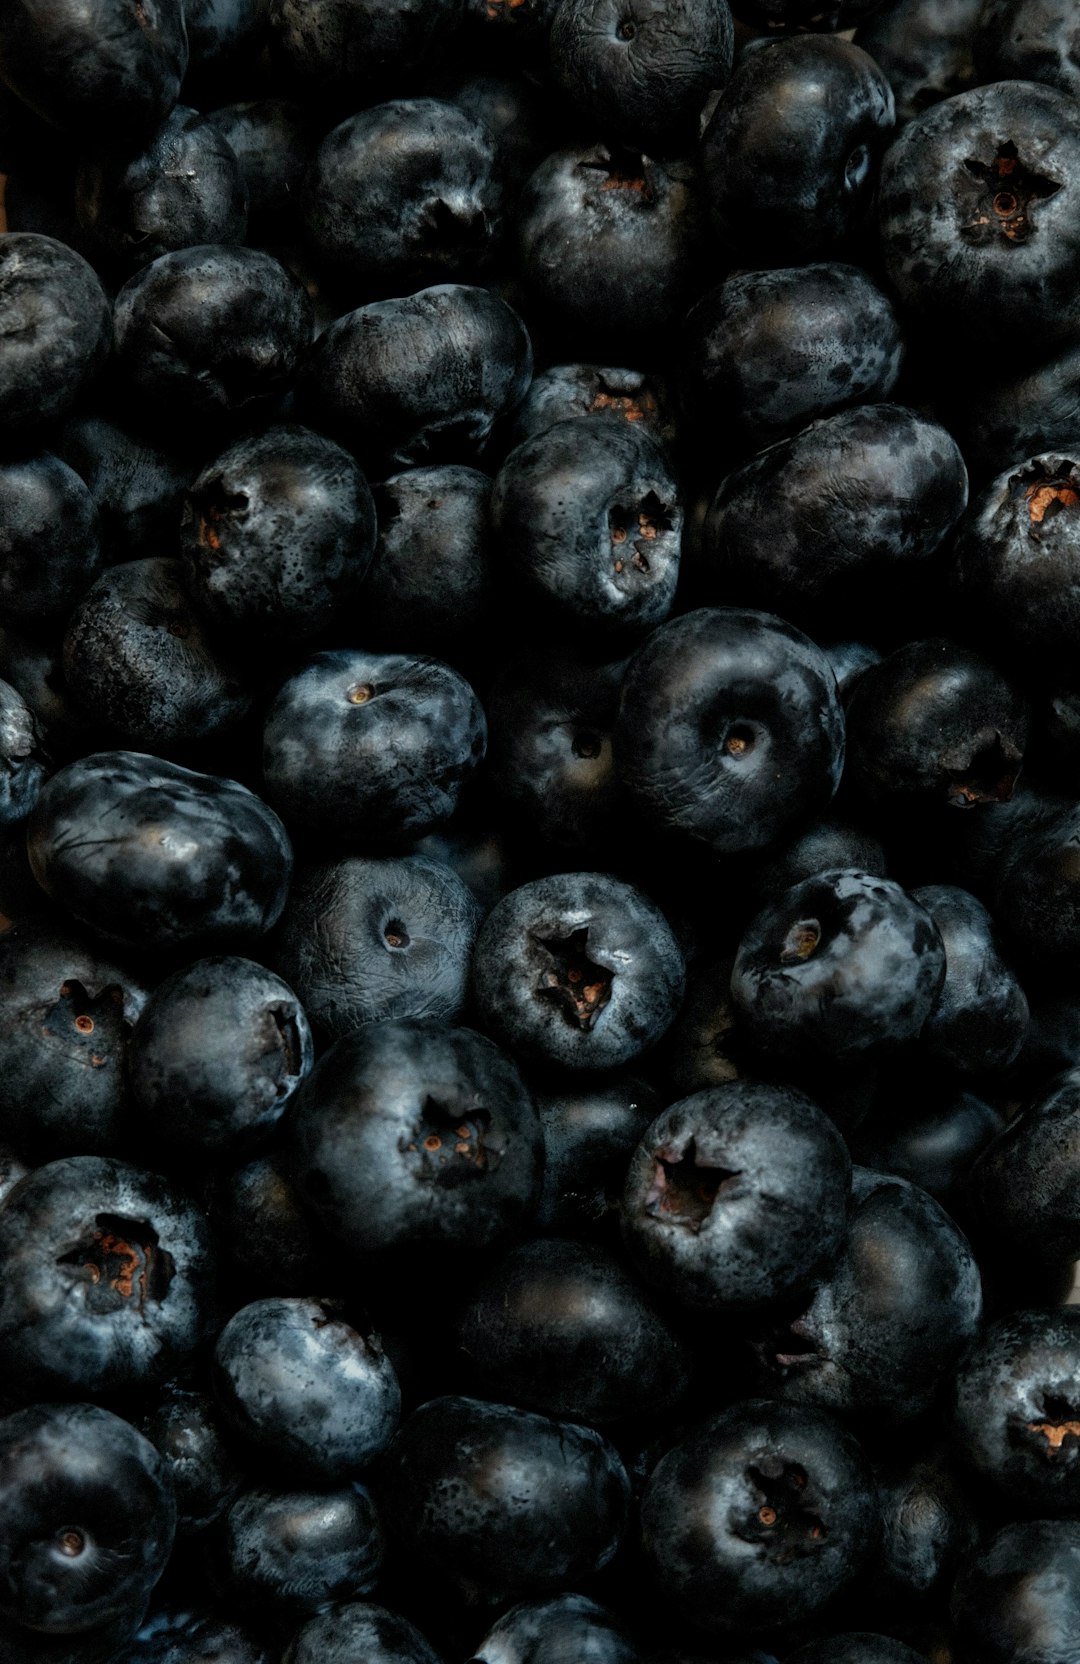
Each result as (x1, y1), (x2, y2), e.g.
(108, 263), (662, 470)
(0, 0), (187, 142)
(113, 245), (314, 422)
(0, 1155), (214, 1399)
(640, 1400), (878, 1636)
(0, 1402), (176, 1638)
(381, 1396), (630, 1599)
(747, 1169), (983, 1423)
(179, 425), (376, 645)
(621, 1080), (851, 1312)
(0, 235), (112, 440)
(471, 1594), (636, 1664)
(27, 751), (292, 951)
(912, 885), (1029, 1074)
(950, 1519), (1080, 1664)
(614, 609), (845, 856)
(967, 1068), (1080, 1268)
(213, 1298), (401, 1481)
(0, 918), (147, 1157)
(283, 1600), (443, 1664)
(263, 650), (486, 843)
(681, 265), (904, 458)
(472, 871), (685, 1073)
(951, 1307), (1080, 1514)
(303, 100), (504, 297)
(954, 452), (1080, 677)
(517, 147), (704, 345)
(276, 854), (480, 1041)
(492, 418), (681, 643)
(699, 406), (968, 628)
(846, 639), (1027, 811)
(295, 284), (532, 475)
(74, 106), (248, 274)
(786, 1639), (926, 1663)
(290, 1020), (543, 1255)
(138, 1385), (242, 1536)
(732, 870), (946, 1063)
(549, 0), (733, 156)
(701, 38), (894, 264)
(879, 81), (1080, 345)
(222, 1485), (382, 1616)
(366, 465), (492, 652)
(0, 452), (102, 627)
(62, 558), (253, 750)
(455, 1239), (691, 1424)
(128, 956), (313, 1156)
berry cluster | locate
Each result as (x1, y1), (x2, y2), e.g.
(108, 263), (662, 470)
(2, 1), (1080, 1662)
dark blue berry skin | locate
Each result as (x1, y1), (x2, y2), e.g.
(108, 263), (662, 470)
(0, 1402), (176, 1639)
(304, 100), (504, 299)
(138, 1386), (242, 1537)
(27, 751), (292, 951)
(296, 284), (532, 475)
(0, 235), (112, 441)
(502, 364), (678, 455)
(62, 558), (253, 751)
(0, 0), (187, 142)
(366, 466), (493, 654)
(0, 1155), (214, 1399)
(128, 956), (313, 1157)
(518, 147), (704, 348)
(182, 0), (270, 92)
(786, 1640), (926, 1663)
(991, 799), (1080, 966)
(0, 452), (102, 628)
(752, 820), (888, 913)
(701, 39), (894, 265)
(283, 1601), (443, 1664)
(621, 1080), (851, 1312)
(747, 1168), (983, 1424)
(113, 245), (314, 426)
(0, 677), (47, 827)
(492, 418), (681, 644)
(699, 406), (968, 631)
(214, 1148), (326, 1295)
(263, 650), (486, 843)
(950, 1307), (1080, 1515)
(57, 413), (198, 566)
(268, 0), (461, 102)
(213, 1297), (401, 1482)
(879, 81), (1080, 347)
(853, 0), (980, 128)
(381, 1396), (630, 1600)
(0, 624), (90, 760)
(204, 100), (312, 237)
(846, 639), (1027, 812)
(950, 1519), (1080, 1664)
(0, 917), (147, 1157)
(613, 609), (846, 857)
(853, 1082), (1004, 1205)
(533, 1075), (659, 1233)
(912, 885), (1029, 1074)
(275, 853), (481, 1042)
(953, 344), (1080, 489)
(869, 1448), (979, 1609)
(290, 1020), (543, 1255)
(486, 651), (625, 853)
(732, 870), (946, 1064)
(976, 0), (1080, 107)
(681, 266), (903, 460)
(954, 452), (1080, 679)
(455, 1238), (691, 1424)
(110, 1610), (272, 1664)
(221, 1484), (382, 1617)
(641, 1400), (878, 1637)
(549, 0), (733, 157)
(966, 1068), (1080, 1269)
(472, 871), (685, 1073)
(179, 425), (377, 646)
(74, 107), (248, 275)
(470, 1595), (636, 1664)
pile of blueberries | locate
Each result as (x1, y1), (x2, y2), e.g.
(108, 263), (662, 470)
(5, 0), (1080, 1660)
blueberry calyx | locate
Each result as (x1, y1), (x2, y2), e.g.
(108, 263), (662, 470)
(534, 926), (615, 1030)
(961, 142), (1061, 246)
(57, 1211), (175, 1313)
(645, 1137), (741, 1230)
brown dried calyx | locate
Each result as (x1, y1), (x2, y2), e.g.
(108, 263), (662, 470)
(743, 1462), (827, 1554)
(402, 1096), (495, 1182)
(944, 731), (1022, 808)
(962, 141), (1061, 245)
(646, 1137), (740, 1229)
(534, 925), (614, 1030)
(57, 1213), (174, 1312)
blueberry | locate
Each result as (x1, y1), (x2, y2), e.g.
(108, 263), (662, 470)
(283, 1601), (443, 1664)
(221, 1484), (383, 1616)
(621, 1079), (851, 1311)
(502, 363), (678, 454)
(911, 884), (1029, 1074)
(137, 1385), (242, 1537)
(853, 0), (980, 128)
(950, 1519), (1080, 1664)
(966, 1067), (1080, 1270)
(533, 1074), (660, 1233)
(974, 0), (1080, 107)
(469, 1593), (636, 1664)
(0, 235), (112, 441)
(472, 870), (686, 1073)
(268, 0), (461, 101)
(204, 100), (313, 238)
(0, 451), (102, 628)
